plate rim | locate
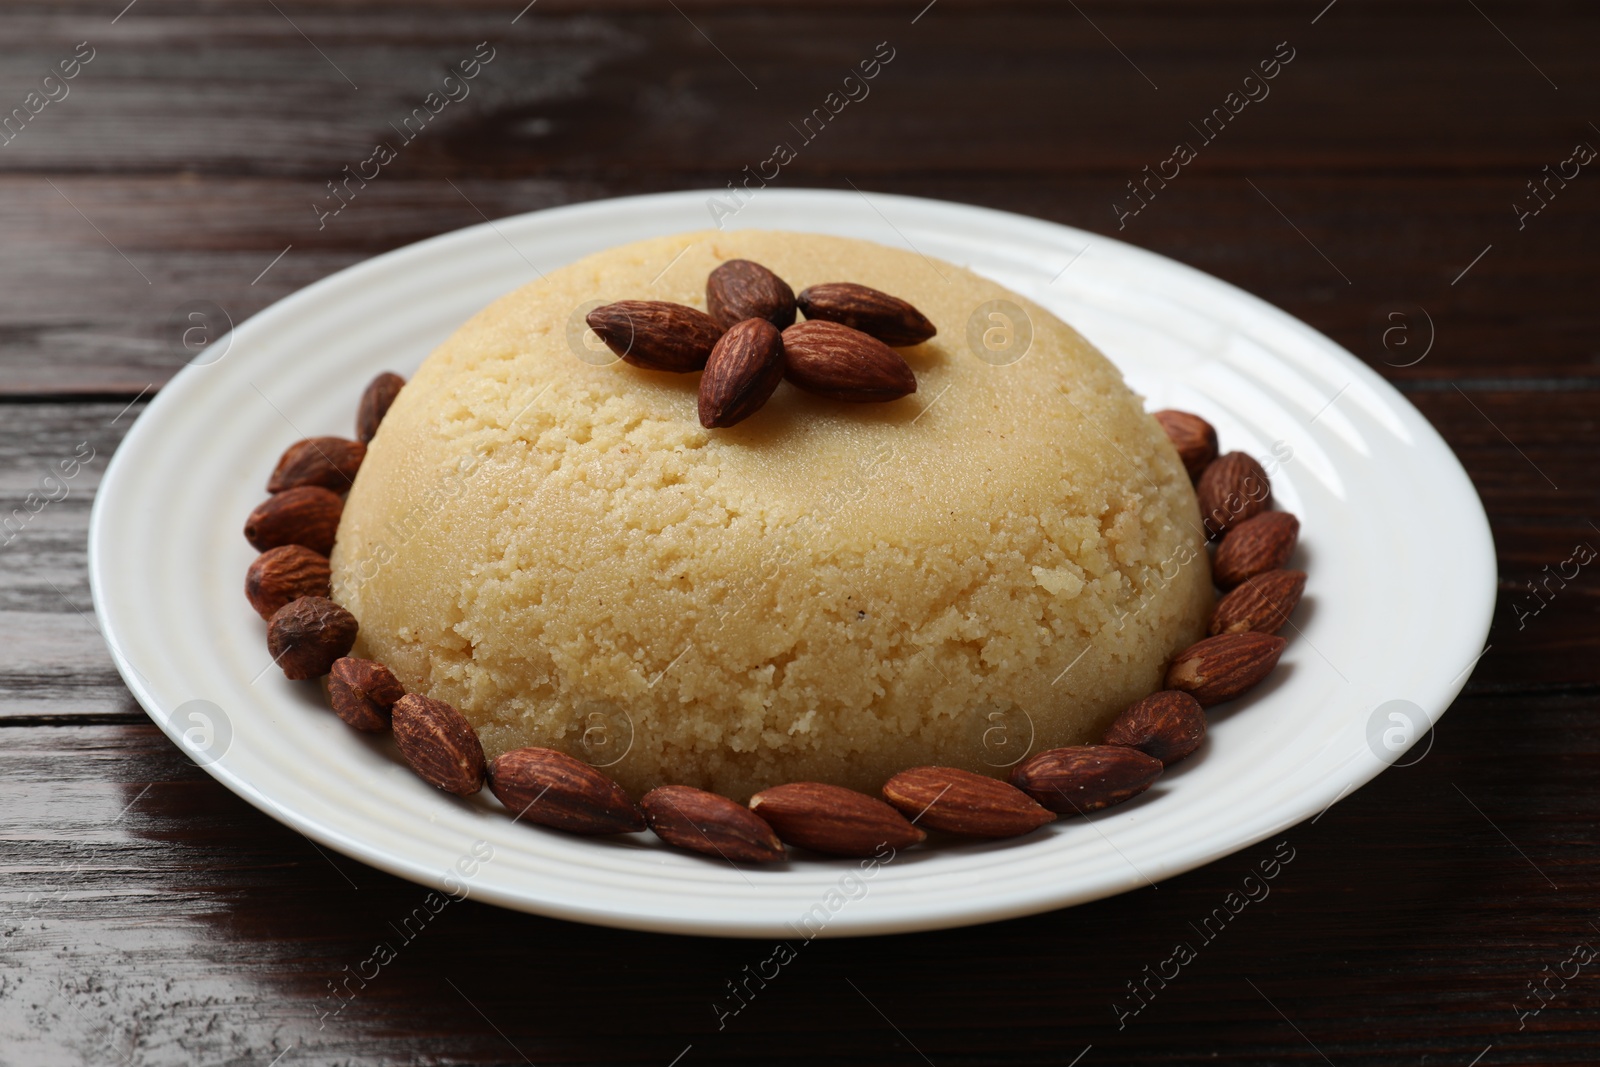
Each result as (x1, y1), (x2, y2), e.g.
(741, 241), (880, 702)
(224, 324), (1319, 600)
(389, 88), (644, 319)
(88, 187), (1497, 938)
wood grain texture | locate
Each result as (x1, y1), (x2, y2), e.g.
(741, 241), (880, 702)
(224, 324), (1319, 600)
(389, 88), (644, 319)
(8, 174), (1600, 393)
(2, 0), (1597, 1063)
(3, 690), (1597, 1066)
(0, 0), (1597, 391)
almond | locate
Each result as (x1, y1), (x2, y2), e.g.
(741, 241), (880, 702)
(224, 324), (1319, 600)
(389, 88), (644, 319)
(1196, 451), (1272, 539)
(641, 784), (785, 862)
(881, 766), (1055, 838)
(1209, 569), (1306, 636)
(392, 694), (486, 796)
(326, 656), (405, 732)
(244, 486), (343, 555)
(1009, 745), (1163, 815)
(266, 596), (358, 680)
(706, 259), (796, 330)
(748, 782), (925, 856)
(245, 544), (331, 620)
(488, 747), (645, 834)
(1103, 691), (1206, 765)
(585, 300), (724, 372)
(1153, 409), (1218, 481)
(266, 436), (366, 494)
(1213, 511), (1299, 588)
(357, 372), (406, 444)
(796, 282), (937, 347)
(698, 318), (786, 428)
(781, 320), (917, 403)
(1165, 632), (1286, 706)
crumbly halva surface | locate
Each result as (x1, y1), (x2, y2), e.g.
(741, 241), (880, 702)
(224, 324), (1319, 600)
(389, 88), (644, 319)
(330, 230), (1211, 800)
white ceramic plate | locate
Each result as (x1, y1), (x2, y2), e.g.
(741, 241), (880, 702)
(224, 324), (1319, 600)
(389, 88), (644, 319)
(89, 190), (1495, 938)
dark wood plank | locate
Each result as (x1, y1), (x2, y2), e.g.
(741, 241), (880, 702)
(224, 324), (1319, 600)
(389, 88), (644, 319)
(0, 1), (1589, 177)
(0, 402), (140, 721)
(6, 171), (1600, 392)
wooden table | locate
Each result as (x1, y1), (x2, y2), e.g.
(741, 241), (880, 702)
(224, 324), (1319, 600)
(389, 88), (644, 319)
(5, 2), (1596, 1063)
